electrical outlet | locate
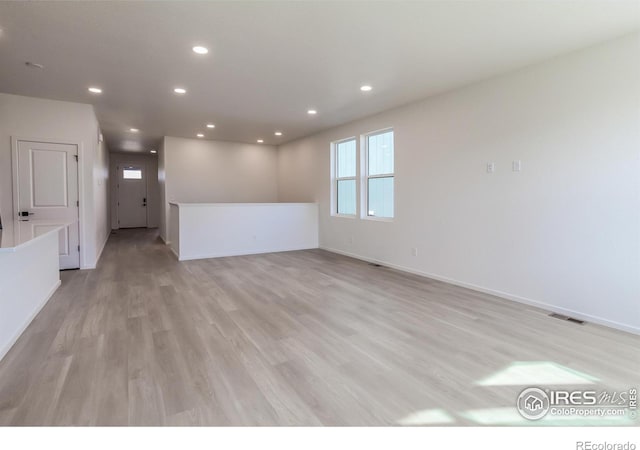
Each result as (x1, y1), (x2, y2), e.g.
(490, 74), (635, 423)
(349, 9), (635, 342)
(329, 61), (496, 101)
(411, 247), (418, 257)
(487, 162), (495, 173)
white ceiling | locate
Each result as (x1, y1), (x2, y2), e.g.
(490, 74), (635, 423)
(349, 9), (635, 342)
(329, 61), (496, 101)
(0, 1), (638, 152)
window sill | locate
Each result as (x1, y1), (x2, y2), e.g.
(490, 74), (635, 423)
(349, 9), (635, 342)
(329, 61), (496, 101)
(362, 216), (394, 223)
(332, 214), (357, 219)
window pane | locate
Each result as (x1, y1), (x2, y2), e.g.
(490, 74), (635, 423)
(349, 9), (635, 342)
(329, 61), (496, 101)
(123, 169), (142, 179)
(337, 179), (356, 215)
(336, 139), (356, 178)
(367, 177), (394, 218)
(367, 131), (394, 175)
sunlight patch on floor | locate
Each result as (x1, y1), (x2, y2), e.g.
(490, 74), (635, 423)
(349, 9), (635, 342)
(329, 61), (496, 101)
(396, 408), (456, 425)
(475, 361), (599, 386)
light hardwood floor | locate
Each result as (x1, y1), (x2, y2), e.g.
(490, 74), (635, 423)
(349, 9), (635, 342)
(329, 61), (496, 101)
(0, 228), (638, 426)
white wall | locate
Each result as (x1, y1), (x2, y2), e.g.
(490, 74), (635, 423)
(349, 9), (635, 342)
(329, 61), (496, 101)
(158, 138), (166, 240)
(169, 202), (318, 260)
(94, 139), (110, 263)
(169, 203), (179, 255)
(0, 93), (109, 269)
(110, 152), (160, 229)
(277, 33), (640, 333)
(0, 230), (60, 361)
(161, 136), (279, 242)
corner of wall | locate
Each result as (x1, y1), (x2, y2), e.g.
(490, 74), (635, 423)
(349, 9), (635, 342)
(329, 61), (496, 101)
(158, 137), (167, 242)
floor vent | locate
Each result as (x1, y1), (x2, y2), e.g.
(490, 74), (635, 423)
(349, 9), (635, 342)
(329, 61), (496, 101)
(369, 262), (383, 267)
(549, 313), (569, 320)
(550, 313), (585, 325)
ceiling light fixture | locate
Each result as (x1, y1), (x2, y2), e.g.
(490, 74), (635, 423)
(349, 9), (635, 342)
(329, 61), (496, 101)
(150, 150), (157, 154)
(307, 109), (317, 115)
(274, 131), (283, 136)
(360, 85), (373, 92)
(206, 124), (215, 128)
(130, 128), (139, 132)
(197, 133), (204, 138)
(174, 87), (187, 94)
(257, 139), (264, 143)
(88, 87), (102, 94)
(192, 46), (209, 55)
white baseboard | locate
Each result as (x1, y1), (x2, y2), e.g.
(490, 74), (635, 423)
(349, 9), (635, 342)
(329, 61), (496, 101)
(320, 246), (640, 335)
(177, 245), (318, 261)
(0, 279), (62, 362)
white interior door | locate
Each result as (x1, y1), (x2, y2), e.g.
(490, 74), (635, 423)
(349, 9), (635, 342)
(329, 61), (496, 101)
(117, 164), (147, 228)
(15, 140), (80, 269)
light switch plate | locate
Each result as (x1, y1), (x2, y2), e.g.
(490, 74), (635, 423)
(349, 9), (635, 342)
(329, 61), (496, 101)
(512, 160), (522, 172)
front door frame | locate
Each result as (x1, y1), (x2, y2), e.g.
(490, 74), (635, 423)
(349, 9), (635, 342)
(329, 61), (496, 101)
(116, 161), (148, 229)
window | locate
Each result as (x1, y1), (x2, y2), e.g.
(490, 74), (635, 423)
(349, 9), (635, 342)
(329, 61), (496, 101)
(334, 138), (357, 215)
(365, 130), (394, 218)
(123, 169), (142, 179)
(331, 130), (394, 219)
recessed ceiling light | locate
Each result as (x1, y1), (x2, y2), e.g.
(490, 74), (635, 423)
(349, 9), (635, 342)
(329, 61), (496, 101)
(274, 131), (283, 136)
(257, 139), (264, 143)
(129, 128), (139, 132)
(360, 85), (373, 92)
(150, 150), (157, 154)
(206, 124), (215, 128)
(307, 109), (317, 115)
(197, 133), (204, 138)
(88, 87), (102, 94)
(174, 87), (187, 94)
(192, 46), (209, 55)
